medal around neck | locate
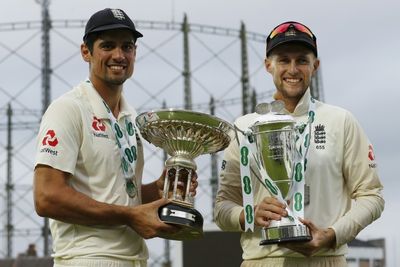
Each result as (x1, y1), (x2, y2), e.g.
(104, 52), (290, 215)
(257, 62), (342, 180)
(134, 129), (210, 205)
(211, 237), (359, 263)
(238, 102), (311, 245)
(125, 179), (137, 198)
(136, 109), (235, 240)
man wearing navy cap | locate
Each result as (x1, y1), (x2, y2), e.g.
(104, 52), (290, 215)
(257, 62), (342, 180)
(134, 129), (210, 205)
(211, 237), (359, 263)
(214, 21), (384, 266)
(33, 8), (195, 267)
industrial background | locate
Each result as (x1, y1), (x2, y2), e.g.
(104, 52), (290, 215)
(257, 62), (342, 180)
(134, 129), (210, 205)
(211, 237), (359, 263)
(0, 1), (394, 267)
(0, 1), (324, 264)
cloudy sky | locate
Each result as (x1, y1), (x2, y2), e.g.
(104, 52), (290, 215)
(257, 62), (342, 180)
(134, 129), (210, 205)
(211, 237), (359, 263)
(1, 0), (400, 265)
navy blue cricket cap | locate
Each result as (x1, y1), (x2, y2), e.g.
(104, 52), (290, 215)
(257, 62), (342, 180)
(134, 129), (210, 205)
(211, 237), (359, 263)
(266, 21), (317, 57)
(83, 8), (143, 41)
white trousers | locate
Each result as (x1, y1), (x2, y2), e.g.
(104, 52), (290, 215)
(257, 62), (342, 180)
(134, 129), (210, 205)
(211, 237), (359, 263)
(241, 256), (347, 267)
(54, 258), (146, 267)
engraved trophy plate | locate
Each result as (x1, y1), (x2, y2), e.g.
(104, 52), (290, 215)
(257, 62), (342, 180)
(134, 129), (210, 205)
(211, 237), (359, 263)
(136, 109), (235, 240)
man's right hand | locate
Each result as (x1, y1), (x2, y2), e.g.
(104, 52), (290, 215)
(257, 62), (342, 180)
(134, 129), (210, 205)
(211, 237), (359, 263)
(127, 198), (180, 239)
(254, 196), (288, 227)
(240, 196), (288, 230)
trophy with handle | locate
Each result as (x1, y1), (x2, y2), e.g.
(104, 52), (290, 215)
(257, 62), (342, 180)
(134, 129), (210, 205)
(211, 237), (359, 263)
(136, 109), (235, 240)
(238, 101), (312, 245)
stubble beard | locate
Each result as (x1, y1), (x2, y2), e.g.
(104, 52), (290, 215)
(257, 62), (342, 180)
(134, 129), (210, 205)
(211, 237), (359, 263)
(103, 72), (130, 86)
(106, 77), (127, 86)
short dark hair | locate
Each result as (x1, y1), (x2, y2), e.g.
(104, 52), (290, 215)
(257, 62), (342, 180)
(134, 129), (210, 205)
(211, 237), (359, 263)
(84, 32), (100, 54)
(84, 31), (137, 54)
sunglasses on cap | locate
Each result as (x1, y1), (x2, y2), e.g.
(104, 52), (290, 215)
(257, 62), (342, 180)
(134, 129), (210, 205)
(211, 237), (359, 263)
(268, 22), (315, 40)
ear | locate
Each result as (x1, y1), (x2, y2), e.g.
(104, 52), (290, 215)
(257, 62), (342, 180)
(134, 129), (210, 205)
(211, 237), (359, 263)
(81, 43), (90, 62)
(264, 57), (273, 74)
(312, 58), (320, 75)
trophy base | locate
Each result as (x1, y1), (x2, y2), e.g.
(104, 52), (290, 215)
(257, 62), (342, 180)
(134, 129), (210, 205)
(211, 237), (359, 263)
(158, 203), (204, 240)
(260, 223), (311, 245)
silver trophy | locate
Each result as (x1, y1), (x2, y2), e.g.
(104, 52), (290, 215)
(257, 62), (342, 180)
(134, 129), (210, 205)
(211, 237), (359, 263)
(136, 109), (235, 240)
(244, 101), (311, 245)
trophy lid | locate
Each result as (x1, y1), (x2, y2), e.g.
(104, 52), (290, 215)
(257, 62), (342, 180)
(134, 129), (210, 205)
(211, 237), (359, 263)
(250, 112), (295, 134)
(136, 109), (235, 158)
(252, 100), (294, 128)
(252, 112), (295, 125)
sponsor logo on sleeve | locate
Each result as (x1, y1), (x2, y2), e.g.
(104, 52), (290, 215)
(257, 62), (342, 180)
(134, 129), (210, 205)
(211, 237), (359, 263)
(40, 129), (59, 156)
(368, 144), (377, 168)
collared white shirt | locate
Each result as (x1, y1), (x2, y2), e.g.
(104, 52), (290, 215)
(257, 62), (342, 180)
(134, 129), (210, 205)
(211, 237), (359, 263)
(214, 89), (384, 260)
(35, 80), (147, 261)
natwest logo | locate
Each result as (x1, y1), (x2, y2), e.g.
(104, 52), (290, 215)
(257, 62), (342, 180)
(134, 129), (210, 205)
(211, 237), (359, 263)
(42, 130), (59, 147)
(92, 116), (106, 131)
(368, 144), (375, 161)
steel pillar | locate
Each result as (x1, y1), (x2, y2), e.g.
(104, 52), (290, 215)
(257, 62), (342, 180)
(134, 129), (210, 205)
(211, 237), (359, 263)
(251, 89), (257, 113)
(40, 0), (52, 256)
(6, 103), (13, 258)
(209, 97), (218, 216)
(240, 22), (251, 115)
(182, 14), (192, 110)
(310, 68), (324, 101)
(161, 101), (172, 267)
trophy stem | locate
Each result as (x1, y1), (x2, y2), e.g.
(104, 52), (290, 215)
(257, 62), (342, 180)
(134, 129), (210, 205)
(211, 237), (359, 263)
(164, 155), (197, 207)
(165, 154), (197, 170)
(172, 168), (179, 200)
(162, 171), (170, 199)
(185, 169), (193, 202)
(160, 157), (203, 240)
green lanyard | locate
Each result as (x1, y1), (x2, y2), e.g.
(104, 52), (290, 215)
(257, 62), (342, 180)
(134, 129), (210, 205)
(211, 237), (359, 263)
(102, 100), (139, 198)
(290, 98), (316, 219)
(86, 80), (139, 198)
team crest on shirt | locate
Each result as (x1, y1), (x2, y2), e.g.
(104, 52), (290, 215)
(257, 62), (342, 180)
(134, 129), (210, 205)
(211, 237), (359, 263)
(40, 129), (59, 156)
(314, 124), (326, 150)
(92, 116), (109, 139)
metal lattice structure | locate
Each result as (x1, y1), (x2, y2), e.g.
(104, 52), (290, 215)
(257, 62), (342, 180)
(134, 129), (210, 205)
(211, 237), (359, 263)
(0, 4), (322, 266)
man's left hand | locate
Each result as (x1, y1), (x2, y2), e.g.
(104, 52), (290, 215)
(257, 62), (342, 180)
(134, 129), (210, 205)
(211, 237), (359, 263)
(156, 169), (198, 198)
(279, 218), (336, 257)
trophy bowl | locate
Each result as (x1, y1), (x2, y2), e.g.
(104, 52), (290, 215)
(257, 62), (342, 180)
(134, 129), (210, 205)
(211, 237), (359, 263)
(136, 109), (235, 240)
(250, 112), (311, 245)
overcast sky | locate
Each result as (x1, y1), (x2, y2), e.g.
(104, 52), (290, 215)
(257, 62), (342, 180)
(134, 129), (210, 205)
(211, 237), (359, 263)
(1, 0), (400, 265)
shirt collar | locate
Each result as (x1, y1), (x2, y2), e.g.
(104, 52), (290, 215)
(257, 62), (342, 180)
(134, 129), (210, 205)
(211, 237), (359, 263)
(119, 93), (134, 118)
(283, 88), (311, 116)
(82, 79), (133, 120)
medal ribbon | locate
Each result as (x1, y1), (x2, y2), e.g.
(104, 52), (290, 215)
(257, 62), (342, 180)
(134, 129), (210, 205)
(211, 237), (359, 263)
(86, 80), (139, 198)
(290, 98), (316, 219)
(239, 132), (255, 232)
(102, 100), (139, 198)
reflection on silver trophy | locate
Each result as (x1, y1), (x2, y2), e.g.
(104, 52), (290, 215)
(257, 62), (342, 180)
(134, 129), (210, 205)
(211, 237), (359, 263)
(238, 100), (312, 245)
(136, 109), (235, 240)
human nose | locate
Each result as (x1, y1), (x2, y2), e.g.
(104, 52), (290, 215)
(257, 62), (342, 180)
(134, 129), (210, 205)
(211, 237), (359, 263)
(288, 60), (299, 74)
(112, 47), (125, 61)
